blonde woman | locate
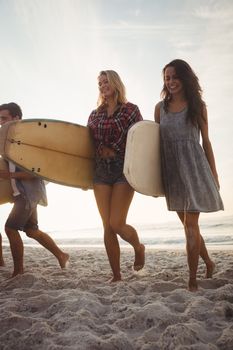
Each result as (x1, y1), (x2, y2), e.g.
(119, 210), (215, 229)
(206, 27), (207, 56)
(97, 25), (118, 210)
(88, 70), (145, 282)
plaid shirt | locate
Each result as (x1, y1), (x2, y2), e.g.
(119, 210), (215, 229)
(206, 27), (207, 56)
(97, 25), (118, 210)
(88, 102), (143, 158)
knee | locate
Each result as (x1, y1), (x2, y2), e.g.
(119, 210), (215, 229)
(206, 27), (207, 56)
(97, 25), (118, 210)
(102, 221), (114, 236)
(110, 222), (131, 242)
(102, 219), (112, 232)
(25, 229), (37, 238)
(109, 218), (124, 235)
(184, 224), (195, 236)
(5, 226), (16, 238)
(184, 220), (200, 246)
(184, 218), (198, 233)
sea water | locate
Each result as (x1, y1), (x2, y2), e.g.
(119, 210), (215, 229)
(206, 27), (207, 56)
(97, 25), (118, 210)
(17, 215), (233, 250)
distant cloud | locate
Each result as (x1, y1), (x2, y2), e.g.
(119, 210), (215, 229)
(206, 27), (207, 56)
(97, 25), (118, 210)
(193, 1), (233, 20)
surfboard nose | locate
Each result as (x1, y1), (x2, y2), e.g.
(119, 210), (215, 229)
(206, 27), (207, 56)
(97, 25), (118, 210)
(0, 120), (20, 157)
(0, 122), (9, 156)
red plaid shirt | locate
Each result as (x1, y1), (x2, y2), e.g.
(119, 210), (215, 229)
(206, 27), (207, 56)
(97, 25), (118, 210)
(88, 102), (143, 157)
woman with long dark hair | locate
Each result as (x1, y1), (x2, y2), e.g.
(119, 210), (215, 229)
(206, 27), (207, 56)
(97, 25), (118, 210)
(154, 59), (224, 291)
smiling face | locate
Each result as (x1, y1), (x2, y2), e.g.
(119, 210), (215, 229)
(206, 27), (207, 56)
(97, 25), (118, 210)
(164, 66), (184, 96)
(98, 73), (115, 100)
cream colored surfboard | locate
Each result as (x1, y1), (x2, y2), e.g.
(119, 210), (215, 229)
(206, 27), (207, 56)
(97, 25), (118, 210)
(124, 120), (164, 197)
(0, 119), (94, 189)
(0, 157), (13, 204)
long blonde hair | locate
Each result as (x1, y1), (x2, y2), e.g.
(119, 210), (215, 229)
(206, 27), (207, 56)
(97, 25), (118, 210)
(97, 70), (127, 108)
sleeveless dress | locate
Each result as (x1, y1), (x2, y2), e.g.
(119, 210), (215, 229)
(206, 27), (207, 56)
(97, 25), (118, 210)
(159, 103), (224, 212)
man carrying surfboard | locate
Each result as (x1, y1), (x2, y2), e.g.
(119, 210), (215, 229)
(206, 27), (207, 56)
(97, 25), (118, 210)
(0, 103), (69, 277)
(88, 70), (145, 282)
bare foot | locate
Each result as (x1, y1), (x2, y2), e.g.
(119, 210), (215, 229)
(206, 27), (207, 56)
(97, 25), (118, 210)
(188, 277), (198, 292)
(108, 275), (122, 283)
(205, 261), (215, 278)
(11, 269), (24, 278)
(133, 244), (145, 271)
(58, 253), (69, 269)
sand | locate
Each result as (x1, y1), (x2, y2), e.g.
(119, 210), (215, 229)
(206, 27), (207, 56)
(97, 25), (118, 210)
(0, 246), (233, 350)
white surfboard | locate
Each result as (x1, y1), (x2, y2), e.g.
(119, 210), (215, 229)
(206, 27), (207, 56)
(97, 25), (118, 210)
(124, 120), (164, 197)
(0, 157), (13, 204)
(0, 119), (95, 189)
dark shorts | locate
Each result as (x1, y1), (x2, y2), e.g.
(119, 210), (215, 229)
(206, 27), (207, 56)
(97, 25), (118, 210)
(5, 195), (38, 232)
(94, 157), (128, 185)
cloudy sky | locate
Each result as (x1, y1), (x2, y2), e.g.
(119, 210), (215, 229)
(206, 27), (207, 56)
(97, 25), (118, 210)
(0, 0), (232, 232)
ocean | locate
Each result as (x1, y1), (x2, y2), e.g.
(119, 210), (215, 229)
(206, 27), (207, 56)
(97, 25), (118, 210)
(9, 214), (232, 250)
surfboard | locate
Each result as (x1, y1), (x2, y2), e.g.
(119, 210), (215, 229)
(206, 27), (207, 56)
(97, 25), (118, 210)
(123, 120), (164, 197)
(0, 157), (13, 204)
(0, 119), (95, 189)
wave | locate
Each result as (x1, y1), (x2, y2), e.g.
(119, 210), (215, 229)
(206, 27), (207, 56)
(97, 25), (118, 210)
(2, 215), (232, 249)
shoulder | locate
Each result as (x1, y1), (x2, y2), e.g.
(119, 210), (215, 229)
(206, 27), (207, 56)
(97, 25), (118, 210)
(123, 102), (140, 112)
(88, 108), (101, 125)
(154, 101), (163, 123)
(155, 101), (162, 110)
(122, 102), (143, 121)
(89, 108), (98, 117)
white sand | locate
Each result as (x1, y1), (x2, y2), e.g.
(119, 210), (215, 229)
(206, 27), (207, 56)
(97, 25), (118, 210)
(0, 246), (233, 350)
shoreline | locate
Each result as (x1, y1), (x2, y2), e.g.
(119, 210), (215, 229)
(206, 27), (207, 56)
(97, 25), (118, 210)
(2, 242), (233, 251)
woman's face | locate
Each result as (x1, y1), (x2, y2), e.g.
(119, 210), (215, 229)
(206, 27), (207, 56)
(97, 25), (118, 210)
(164, 66), (183, 96)
(98, 74), (115, 100)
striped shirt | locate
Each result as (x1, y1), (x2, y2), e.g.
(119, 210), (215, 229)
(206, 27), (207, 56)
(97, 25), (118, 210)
(88, 102), (143, 158)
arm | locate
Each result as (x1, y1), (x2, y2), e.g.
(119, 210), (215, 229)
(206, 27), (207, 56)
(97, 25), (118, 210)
(199, 105), (220, 189)
(0, 169), (35, 180)
(111, 104), (142, 151)
(154, 102), (161, 123)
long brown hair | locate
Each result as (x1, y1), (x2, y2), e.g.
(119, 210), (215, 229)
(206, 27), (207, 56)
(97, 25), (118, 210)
(161, 59), (205, 126)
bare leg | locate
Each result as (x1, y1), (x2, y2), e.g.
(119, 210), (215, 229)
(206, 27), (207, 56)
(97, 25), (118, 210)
(5, 227), (24, 277)
(185, 213), (201, 291)
(110, 183), (145, 271)
(94, 184), (121, 282)
(176, 212), (200, 291)
(26, 229), (69, 268)
(0, 233), (5, 266)
(104, 228), (121, 282)
(177, 212), (214, 279)
(94, 183), (145, 281)
(199, 235), (215, 278)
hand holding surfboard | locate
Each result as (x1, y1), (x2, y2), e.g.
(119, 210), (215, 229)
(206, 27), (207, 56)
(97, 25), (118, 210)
(0, 157), (13, 204)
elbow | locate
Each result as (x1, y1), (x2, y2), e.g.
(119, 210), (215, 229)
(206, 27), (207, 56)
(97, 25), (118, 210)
(202, 139), (212, 153)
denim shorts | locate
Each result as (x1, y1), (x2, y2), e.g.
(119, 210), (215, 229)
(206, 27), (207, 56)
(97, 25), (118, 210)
(5, 195), (39, 232)
(94, 157), (128, 185)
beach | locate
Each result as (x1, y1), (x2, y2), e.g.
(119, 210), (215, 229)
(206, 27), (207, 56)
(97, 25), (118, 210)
(0, 246), (233, 350)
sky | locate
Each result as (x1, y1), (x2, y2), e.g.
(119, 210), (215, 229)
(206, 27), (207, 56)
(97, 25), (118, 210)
(0, 0), (232, 233)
